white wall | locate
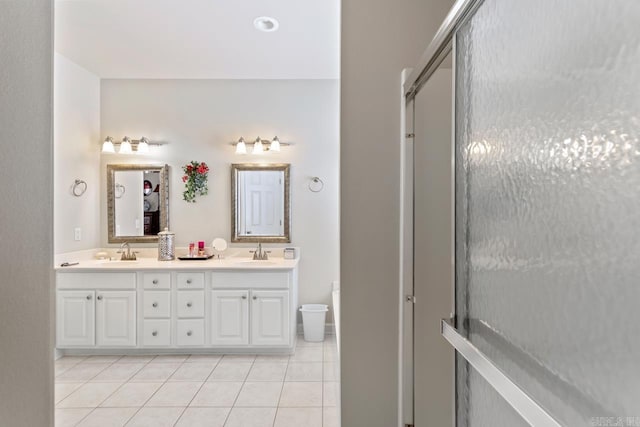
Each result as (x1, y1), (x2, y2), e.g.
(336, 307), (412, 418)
(100, 79), (340, 317)
(0, 0), (53, 425)
(54, 53), (101, 253)
(340, 0), (453, 426)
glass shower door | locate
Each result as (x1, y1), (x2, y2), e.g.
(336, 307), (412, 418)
(452, 0), (640, 425)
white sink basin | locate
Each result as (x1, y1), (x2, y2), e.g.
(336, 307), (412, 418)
(100, 260), (140, 265)
(234, 260), (278, 266)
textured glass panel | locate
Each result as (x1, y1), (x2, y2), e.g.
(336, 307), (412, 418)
(455, 0), (640, 425)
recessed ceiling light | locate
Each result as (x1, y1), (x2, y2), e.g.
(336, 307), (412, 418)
(254, 16), (279, 32)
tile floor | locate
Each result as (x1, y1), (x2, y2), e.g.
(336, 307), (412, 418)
(55, 335), (340, 427)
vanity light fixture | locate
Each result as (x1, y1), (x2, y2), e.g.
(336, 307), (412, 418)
(231, 136), (290, 154)
(101, 136), (166, 154)
(253, 137), (264, 154)
(235, 137), (247, 155)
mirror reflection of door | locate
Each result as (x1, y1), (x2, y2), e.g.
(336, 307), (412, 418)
(114, 171), (144, 236)
(143, 171), (160, 235)
(238, 170), (284, 236)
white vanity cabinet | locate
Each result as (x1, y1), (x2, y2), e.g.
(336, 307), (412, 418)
(57, 273), (137, 348)
(251, 290), (290, 346)
(211, 290), (250, 345)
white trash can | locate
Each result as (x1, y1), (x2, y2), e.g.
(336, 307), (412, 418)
(300, 304), (329, 342)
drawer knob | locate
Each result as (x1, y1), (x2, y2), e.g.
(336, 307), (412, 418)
(86, 295), (92, 300)
(152, 279), (158, 284)
(187, 331), (192, 336)
(186, 279), (192, 284)
(187, 302), (192, 307)
(152, 331), (158, 337)
(241, 295), (247, 300)
(253, 296), (257, 300)
(152, 302), (158, 308)
(97, 295), (103, 301)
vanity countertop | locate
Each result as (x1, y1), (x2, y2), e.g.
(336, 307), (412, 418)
(55, 257), (299, 272)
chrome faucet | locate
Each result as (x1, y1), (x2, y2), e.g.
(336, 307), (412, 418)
(251, 243), (270, 260)
(118, 242), (137, 261)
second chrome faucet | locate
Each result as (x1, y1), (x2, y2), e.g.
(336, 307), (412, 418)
(251, 243), (270, 260)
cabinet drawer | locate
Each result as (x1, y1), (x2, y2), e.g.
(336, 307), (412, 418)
(57, 272), (136, 290)
(177, 319), (205, 346)
(211, 272), (289, 289)
(143, 273), (171, 289)
(143, 291), (171, 318)
(177, 291), (205, 318)
(143, 319), (171, 346)
(177, 272), (205, 289)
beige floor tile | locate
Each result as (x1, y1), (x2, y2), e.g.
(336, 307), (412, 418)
(126, 407), (184, 427)
(185, 354), (222, 364)
(274, 407), (322, 427)
(55, 362), (79, 377)
(254, 354), (290, 363)
(247, 363), (287, 382)
(221, 354), (256, 363)
(323, 406), (340, 427)
(57, 356), (88, 364)
(76, 407), (138, 427)
(190, 382), (242, 407)
(224, 407), (277, 427)
(91, 363), (145, 382)
(55, 382), (84, 405)
(145, 382), (202, 407)
(323, 363), (339, 382)
(83, 355), (122, 364)
(323, 345), (338, 362)
(295, 336), (323, 347)
(56, 363), (112, 382)
(279, 382), (322, 407)
(101, 382), (162, 407)
(208, 362), (252, 381)
(55, 408), (92, 427)
(168, 363), (215, 382)
(289, 347), (323, 362)
(129, 363), (180, 382)
(118, 355), (156, 364)
(175, 407), (230, 427)
(235, 382), (282, 407)
(57, 382), (122, 408)
(150, 354), (188, 363)
(323, 382), (338, 407)
(285, 362), (322, 382)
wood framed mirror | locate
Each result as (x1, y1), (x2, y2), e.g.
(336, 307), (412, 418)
(231, 163), (291, 243)
(107, 164), (169, 243)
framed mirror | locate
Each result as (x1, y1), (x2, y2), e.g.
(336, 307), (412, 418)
(107, 164), (169, 243)
(231, 163), (291, 243)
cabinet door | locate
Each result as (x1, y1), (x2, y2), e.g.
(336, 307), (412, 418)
(211, 290), (249, 345)
(96, 291), (136, 347)
(251, 290), (290, 346)
(57, 290), (95, 347)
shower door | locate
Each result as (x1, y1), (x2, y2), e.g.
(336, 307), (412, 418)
(406, 0), (640, 425)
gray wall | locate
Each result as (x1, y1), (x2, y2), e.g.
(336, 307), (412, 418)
(0, 0), (54, 426)
(340, 0), (453, 425)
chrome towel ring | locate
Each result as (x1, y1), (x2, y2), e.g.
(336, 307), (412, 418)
(309, 177), (324, 193)
(72, 179), (87, 197)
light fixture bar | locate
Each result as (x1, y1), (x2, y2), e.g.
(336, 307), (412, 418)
(230, 136), (291, 154)
(101, 136), (167, 153)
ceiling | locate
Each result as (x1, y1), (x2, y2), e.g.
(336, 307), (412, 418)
(55, 0), (340, 79)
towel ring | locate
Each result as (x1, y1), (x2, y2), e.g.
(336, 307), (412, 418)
(309, 177), (324, 193)
(115, 183), (126, 199)
(72, 179), (87, 197)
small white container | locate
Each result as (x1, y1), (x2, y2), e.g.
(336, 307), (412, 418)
(299, 304), (329, 342)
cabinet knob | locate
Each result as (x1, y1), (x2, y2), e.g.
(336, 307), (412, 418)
(152, 279), (158, 284)
(253, 296), (257, 300)
(97, 295), (103, 301)
(152, 302), (158, 308)
(187, 302), (192, 307)
(86, 295), (92, 300)
(187, 331), (192, 336)
(152, 331), (158, 337)
(186, 279), (192, 284)
(241, 295), (247, 300)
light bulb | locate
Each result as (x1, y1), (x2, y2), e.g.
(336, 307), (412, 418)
(137, 137), (149, 154)
(102, 136), (115, 153)
(119, 136), (132, 154)
(270, 136), (281, 152)
(235, 137), (247, 154)
(253, 137), (264, 154)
